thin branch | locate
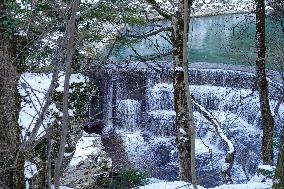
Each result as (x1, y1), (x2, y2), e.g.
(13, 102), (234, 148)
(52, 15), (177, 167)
(124, 26), (172, 39)
(21, 70), (59, 151)
(54, 0), (80, 187)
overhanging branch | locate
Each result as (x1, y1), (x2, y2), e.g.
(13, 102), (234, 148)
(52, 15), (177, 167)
(124, 26), (172, 39)
(192, 97), (235, 184)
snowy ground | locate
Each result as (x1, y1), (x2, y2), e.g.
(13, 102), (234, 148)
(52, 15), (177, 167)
(139, 172), (273, 189)
(140, 181), (272, 189)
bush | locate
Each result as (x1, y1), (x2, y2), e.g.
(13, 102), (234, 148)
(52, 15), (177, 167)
(98, 168), (149, 189)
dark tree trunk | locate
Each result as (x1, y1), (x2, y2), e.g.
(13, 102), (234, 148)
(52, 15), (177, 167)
(171, 0), (194, 182)
(273, 127), (284, 189)
(255, 0), (275, 165)
(0, 2), (25, 189)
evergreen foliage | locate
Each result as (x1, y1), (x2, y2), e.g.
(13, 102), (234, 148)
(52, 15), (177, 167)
(98, 168), (149, 189)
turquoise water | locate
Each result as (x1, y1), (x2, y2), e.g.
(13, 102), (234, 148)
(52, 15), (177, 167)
(191, 14), (284, 69)
(113, 14), (284, 70)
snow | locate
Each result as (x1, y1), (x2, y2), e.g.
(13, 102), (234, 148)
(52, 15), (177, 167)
(19, 72), (86, 139)
(258, 165), (275, 172)
(50, 186), (73, 189)
(153, 0), (258, 17)
(148, 110), (176, 116)
(221, 163), (231, 172)
(179, 128), (187, 135)
(139, 178), (271, 189)
(25, 161), (38, 188)
(24, 161), (37, 179)
(212, 182), (271, 189)
(81, 0), (99, 3)
(19, 72), (87, 183)
(69, 133), (101, 166)
(139, 178), (272, 189)
(191, 0), (256, 17)
(175, 66), (184, 72)
(139, 181), (205, 189)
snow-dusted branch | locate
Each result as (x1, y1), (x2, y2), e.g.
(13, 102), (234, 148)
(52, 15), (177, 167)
(192, 98), (235, 184)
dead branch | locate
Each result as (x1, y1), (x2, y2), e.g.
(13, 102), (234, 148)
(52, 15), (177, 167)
(192, 99), (235, 184)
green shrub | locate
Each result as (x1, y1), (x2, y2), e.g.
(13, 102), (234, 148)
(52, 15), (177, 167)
(98, 168), (149, 189)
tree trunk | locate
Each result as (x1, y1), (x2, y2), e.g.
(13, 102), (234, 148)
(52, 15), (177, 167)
(272, 127), (284, 189)
(255, 0), (275, 165)
(171, 0), (194, 182)
(0, 2), (25, 189)
(182, 0), (197, 187)
(53, 0), (80, 188)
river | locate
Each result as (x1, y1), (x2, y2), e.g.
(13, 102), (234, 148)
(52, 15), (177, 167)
(113, 13), (284, 70)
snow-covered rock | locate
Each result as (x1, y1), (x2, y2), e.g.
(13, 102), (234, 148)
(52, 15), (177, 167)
(62, 133), (112, 189)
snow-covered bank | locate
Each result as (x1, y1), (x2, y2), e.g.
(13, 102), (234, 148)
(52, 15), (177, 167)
(139, 168), (273, 189)
(155, 0), (274, 17)
(139, 180), (272, 189)
(191, 0), (255, 17)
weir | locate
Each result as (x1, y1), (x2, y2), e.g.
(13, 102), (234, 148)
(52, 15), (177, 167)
(88, 61), (283, 187)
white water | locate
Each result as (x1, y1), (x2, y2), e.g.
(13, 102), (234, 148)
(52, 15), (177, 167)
(99, 64), (283, 186)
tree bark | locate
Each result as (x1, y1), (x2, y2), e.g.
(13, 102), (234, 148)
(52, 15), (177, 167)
(0, 2), (25, 189)
(171, 0), (194, 182)
(53, 0), (80, 188)
(272, 127), (284, 189)
(182, 0), (197, 187)
(255, 0), (275, 165)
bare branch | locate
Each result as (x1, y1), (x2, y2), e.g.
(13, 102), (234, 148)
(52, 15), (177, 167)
(21, 70), (59, 151)
(124, 26), (172, 39)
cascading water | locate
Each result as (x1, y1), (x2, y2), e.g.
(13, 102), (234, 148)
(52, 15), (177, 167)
(102, 68), (114, 132)
(146, 83), (175, 136)
(147, 83), (174, 111)
(117, 99), (141, 131)
(94, 62), (284, 187)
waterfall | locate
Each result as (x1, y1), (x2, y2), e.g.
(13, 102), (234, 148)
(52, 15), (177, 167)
(93, 62), (284, 187)
(147, 83), (174, 111)
(103, 70), (114, 128)
(191, 85), (261, 125)
(117, 99), (141, 131)
(146, 83), (175, 136)
(146, 111), (176, 136)
(97, 61), (283, 138)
